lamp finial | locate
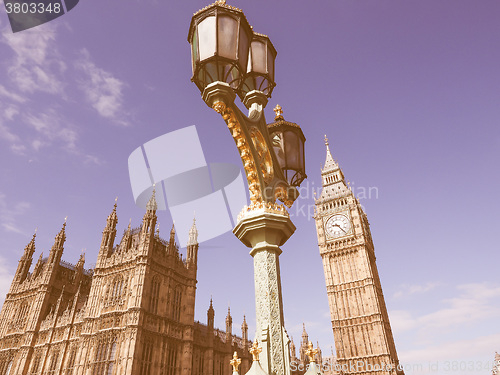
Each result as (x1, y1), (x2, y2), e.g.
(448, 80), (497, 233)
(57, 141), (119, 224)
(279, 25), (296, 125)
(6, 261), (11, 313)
(274, 104), (283, 120)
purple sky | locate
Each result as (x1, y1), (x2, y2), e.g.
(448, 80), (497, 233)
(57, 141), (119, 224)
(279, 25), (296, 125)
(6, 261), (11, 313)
(0, 0), (499, 374)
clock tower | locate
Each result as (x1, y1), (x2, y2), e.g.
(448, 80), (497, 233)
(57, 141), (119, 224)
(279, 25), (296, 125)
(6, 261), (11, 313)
(314, 136), (404, 375)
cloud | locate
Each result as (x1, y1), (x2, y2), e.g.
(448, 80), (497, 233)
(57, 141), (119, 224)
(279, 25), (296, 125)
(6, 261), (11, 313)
(399, 332), (500, 373)
(393, 282), (440, 299)
(391, 282), (500, 334)
(0, 192), (31, 235)
(24, 109), (78, 152)
(0, 84), (26, 103)
(2, 23), (65, 95)
(75, 49), (128, 125)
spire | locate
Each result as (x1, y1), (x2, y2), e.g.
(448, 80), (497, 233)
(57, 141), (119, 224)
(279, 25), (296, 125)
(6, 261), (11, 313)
(207, 297), (215, 329)
(241, 315), (248, 344)
(187, 216), (198, 246)
(23, 230), (37, 258)
(49, 219), (66, 263)
(100, 201), (118, 258)
(302, 323), (308, 343)
(322, 135), (338, 172)
(107, 199), (118, 227)
(318, 135), (348, 200)
(168, 223), (176, 250)
(146, 186), (158, 211)
(76, 252), (85, 269)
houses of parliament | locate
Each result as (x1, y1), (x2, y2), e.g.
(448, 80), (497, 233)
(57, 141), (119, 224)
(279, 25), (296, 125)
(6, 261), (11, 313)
(0, 188), (322, 375)
(0, 191), (257, 375)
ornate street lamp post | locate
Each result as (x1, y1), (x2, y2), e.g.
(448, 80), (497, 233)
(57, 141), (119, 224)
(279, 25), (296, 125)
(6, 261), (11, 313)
(188, 2), (306, 375)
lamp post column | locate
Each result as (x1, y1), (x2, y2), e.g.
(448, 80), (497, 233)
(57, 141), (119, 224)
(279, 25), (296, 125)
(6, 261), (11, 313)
(234, 205), (295, 375)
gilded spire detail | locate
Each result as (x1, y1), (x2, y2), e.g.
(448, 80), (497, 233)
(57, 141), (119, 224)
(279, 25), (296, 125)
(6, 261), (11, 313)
(230, 352), (241, 373)
(249, 340), (262, 361)
(305, 341), (318, 363)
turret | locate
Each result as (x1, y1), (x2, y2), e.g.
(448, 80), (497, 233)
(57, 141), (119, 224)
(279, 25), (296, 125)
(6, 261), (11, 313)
(187, 217), (198, 268)
(225, 307), (232, 344)
(316, 341), (322, 365)
(290, 337), (297, 363)
(141, 190), (157, 237)
(32, 252), (44, 279)
(207, 298), (215, 331)
(99, 201), (118, 259)
(48, 220), (66, 265)
(14, 231), (36, 283)
(241, 315), (248, 346)
(74, 252), (85, 285)
(167, 224), (177, 255)
(300, 323), (309, 363)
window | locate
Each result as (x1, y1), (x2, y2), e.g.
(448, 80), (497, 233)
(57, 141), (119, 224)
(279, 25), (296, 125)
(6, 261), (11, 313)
(47, 352), (59, 375)
(149, 278), (161, 314)
(107, 276), (125, 306)
(29, 354), (41, 375)
(140, 341), (153, 375)
(165, 342), (178, 375)
(172, 287), (182, 321)
(92, 338), (117, 375)
(65, 348), (77, 375)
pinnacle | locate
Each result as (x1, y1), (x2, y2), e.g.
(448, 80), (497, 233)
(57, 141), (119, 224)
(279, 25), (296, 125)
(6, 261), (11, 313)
(322, 134), (338, 172)
(146, 186), (158, 211)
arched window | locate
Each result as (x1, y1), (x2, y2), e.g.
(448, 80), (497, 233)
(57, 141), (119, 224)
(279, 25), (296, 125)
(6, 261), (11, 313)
(149, 277), (161, 314)
(173, 287), (182, 321)
(108, 276), (125, 306)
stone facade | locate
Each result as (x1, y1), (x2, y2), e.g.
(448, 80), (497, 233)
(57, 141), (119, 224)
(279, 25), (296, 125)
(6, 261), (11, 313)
(314, 138), (403, 375)
(0, 193), (251, 375)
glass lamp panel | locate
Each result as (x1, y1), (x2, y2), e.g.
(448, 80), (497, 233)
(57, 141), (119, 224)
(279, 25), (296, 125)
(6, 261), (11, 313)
(267, 45), (276, 81)
(271, 132), (286, 169)
(238, 24), (250, 72)
(284, 131), (300, 169)
(250, 40), (267, 74)
(217, 15), (238, 60)
(198, 16), (217, 61)
(191, 31), (199, 74)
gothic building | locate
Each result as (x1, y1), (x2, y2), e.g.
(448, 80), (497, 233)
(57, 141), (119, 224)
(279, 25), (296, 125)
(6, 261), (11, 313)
(314, 137), (403, 375)
(0, 192), (251, 375)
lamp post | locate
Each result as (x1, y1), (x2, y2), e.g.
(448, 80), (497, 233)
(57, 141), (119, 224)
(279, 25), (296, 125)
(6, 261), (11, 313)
(188, 2), (306, 375)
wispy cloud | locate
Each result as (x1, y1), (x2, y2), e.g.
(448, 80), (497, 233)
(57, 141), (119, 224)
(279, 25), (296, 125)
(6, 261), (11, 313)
(391, 282), (500, 334)
(24, 109), (78, 152)
(393, 282), (440, 299)
(0, 84), (26, 103)
(2, 23), (65, 95)
(75, 49), (128, 125)
(0, 192), (31, 234)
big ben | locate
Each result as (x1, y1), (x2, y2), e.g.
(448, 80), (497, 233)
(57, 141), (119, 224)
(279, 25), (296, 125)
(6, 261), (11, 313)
(314, 136), (404, 375)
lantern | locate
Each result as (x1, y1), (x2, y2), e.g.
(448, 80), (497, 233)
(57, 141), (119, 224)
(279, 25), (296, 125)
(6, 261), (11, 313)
(188, 0), (253, 93)
(268, 105), (306, 187)
(239, 33), (277, 100)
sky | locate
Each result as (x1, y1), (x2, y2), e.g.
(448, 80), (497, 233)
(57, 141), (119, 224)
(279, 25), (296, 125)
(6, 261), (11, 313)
(0, 0), (499, 374)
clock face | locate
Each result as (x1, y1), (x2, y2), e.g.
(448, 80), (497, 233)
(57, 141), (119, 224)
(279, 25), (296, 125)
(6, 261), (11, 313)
(325, 215), (351, 238)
